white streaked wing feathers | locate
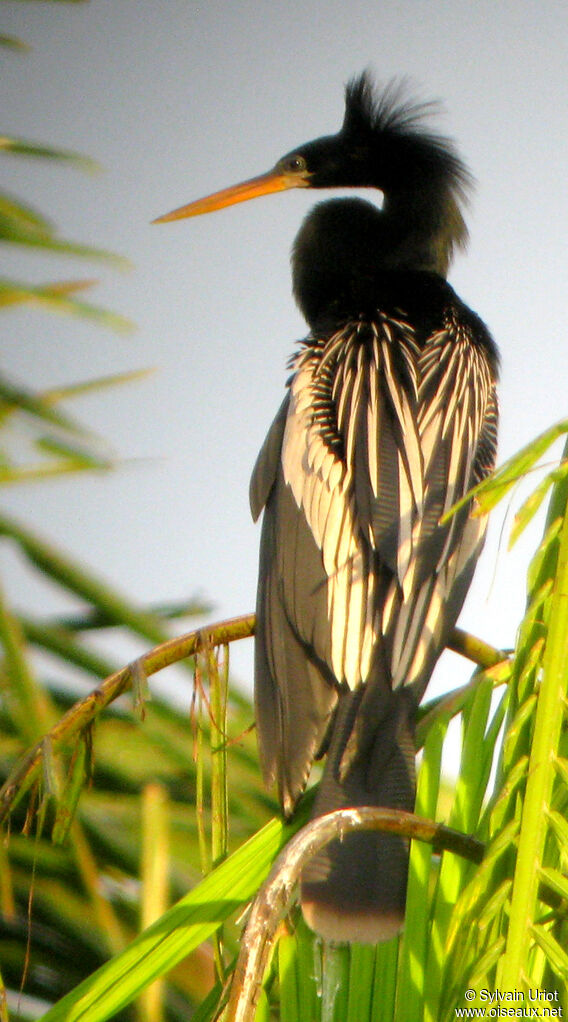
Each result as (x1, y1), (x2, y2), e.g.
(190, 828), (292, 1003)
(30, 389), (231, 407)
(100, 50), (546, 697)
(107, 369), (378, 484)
(277, 318), (494, 692)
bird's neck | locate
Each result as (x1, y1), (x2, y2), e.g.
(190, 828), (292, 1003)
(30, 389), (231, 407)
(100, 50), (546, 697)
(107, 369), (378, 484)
(381, 185), (468, 277)
(292, 193), (467, 330)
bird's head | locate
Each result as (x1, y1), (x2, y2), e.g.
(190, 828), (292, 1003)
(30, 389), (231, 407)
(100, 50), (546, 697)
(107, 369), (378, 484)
(154, 71), (471, 275)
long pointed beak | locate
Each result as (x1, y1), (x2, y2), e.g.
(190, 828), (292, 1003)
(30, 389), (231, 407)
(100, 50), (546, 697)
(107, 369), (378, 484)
(153, 168), (307, 224)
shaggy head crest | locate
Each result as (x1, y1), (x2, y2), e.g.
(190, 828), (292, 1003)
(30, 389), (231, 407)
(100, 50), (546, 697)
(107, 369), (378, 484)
(342, 70), (472, 207)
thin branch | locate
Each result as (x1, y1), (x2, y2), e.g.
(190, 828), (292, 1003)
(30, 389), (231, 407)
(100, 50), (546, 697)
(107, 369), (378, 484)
(416, 656), (511, 748)
(0, 615), (508, 827)
(448, 626), (508, 669)
(223, 807), (484, 1022)
(0, 614), (255, 825)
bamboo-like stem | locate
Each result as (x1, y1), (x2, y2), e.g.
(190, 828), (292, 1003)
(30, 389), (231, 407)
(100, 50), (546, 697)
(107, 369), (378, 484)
(211, 643), (229, 868)
(210, 642), (230, 981)
(195, 666), (208, 874)
(139, 783), (169, 1022)
(70, 818), (127, 955)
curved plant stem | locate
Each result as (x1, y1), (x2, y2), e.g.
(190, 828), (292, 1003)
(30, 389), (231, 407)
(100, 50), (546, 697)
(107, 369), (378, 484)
(0, 614), (254, 824)
(224, 807), (484, 1022)
(0, 615), (506, 826)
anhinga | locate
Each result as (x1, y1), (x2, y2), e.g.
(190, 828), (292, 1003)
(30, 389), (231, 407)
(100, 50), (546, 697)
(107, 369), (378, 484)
(156, 72), (499, 944)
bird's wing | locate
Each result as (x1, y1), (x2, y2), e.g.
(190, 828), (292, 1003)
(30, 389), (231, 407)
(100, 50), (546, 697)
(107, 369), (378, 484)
(254, 470), (340, 814)
(328, 317), (424, 582)
(280, 313), (497, 693)
(251, 390), (339, 813)
(254, 328), (402, 809)
(253, 311), (497, 808)
(411, 324), (497, 586)
(250, 394), (290, 521)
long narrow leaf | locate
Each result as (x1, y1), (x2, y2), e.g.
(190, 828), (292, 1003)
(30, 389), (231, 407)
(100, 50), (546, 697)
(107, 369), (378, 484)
(0, 279), (133, 329)
(0, 514), (182, 647)
(0, 135), (99, 172)
(509, 460), (568, 548)
(396, 719), (446, 1021)
(0, 373), (98, 434)
(442, 418), (568, 521)
(498, 465), (568, 989)
(0, 193), (128, 264)
(0, 33), (30, 51)
(40, 368), (155, 405)
(41, 809), (308, 1022)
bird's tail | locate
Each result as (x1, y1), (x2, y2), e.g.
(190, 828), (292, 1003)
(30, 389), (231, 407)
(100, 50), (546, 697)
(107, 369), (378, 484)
(300, 685), (416, 944)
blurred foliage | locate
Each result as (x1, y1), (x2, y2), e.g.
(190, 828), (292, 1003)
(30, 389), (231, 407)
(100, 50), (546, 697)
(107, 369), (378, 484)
(2, 4), (568, 1022)
(0, 7), (272, 1020)
(439, 436), (568, 1016)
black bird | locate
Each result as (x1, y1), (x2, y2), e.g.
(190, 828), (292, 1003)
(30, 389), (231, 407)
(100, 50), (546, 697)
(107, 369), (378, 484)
(156, 73), (499, 943)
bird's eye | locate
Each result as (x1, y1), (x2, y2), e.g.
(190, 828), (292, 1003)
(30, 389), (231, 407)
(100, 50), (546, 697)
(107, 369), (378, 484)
(280, 154), (308, 174)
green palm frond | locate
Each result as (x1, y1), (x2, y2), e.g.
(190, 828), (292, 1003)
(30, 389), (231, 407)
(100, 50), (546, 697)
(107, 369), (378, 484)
(441, 437), (568, 1014)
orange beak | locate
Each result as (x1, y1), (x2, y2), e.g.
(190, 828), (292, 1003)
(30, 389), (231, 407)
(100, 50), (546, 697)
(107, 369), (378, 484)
(153, 167), (308, 223)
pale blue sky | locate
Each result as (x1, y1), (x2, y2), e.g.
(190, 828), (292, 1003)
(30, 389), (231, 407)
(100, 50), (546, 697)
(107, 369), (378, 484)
(3, 1), (568, 731)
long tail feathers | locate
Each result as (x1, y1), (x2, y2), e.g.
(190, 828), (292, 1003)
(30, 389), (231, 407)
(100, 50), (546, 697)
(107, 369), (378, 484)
(300, 687), (416, 943)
